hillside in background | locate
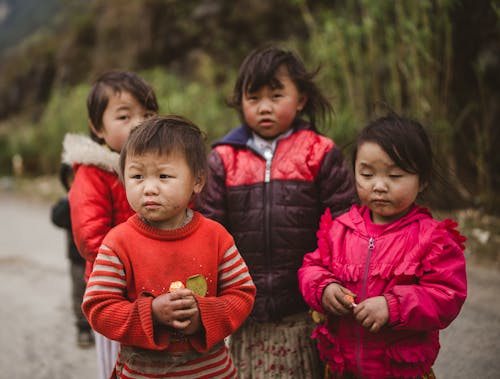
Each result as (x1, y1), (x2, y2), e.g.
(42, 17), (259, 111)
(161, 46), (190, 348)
(0, 0), (61, 52)
(0, 0), (498, 212)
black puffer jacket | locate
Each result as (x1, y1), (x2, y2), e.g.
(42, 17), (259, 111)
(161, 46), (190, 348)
(196, 121), (357, 321)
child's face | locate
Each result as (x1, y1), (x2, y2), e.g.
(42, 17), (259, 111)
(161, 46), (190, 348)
(124, 151), (204, 230)
(92, 90), (155, 152)
(355, 142), (424, 224)
(242, 66), (307, 140)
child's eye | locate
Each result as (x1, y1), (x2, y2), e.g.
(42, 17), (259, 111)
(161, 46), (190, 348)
(118, 115), (130, 121)
(131, 174), (142, 180)
(389, 174), (403, 179)
(273, 93), (283, 99)
(159, 174), (170, 179)
(360, 173), (372, 178)
(144, 112), (155, 119)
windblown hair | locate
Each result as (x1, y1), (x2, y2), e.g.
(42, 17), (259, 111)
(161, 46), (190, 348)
(229, 44), (333, 129)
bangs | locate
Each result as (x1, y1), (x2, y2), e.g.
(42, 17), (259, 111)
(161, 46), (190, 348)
(127, 125), (183, 158)
(244, 71), (284, 94)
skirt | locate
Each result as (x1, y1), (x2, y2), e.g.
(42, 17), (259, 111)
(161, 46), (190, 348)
(229, 312), (323, 379)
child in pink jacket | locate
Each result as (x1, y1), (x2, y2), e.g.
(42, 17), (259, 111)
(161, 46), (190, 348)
(298, 114), (467, 379)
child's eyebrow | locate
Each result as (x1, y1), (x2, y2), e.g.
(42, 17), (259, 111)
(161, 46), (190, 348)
(357, 162), (372, 168)
(115, 105), (131, 112)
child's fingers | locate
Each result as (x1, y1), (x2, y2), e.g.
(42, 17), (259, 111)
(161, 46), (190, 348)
(168, 288), (194, 300)
(171, 318), (191, 329)
(326, 296), (351, 315)
(175, 307), (198, 320)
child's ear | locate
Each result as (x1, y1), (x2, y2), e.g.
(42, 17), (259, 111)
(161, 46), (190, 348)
(419, 180), (428, 193)
(297, 93), (308, 112)
(88, 119), (104, 139)
(193, 174), (206, 195)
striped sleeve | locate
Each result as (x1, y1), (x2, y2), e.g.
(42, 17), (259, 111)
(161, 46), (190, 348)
(192, 242), (256, 353)
(218, 244), (254, 291)
(83, 245), (126, 299)
(81, 245), (159, 350)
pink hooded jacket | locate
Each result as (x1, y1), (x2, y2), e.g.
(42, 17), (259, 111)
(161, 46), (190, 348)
(298, 204), (467, 379)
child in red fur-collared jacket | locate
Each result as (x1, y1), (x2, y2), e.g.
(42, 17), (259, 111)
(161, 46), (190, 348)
(62, 70), (158, 379)
(298, 114), (467, 379)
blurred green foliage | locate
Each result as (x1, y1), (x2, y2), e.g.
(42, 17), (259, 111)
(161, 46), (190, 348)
(0, 0), (498, 211)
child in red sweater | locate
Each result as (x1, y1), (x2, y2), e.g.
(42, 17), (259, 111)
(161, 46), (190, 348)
(82, 115), (256, 378)
(63, 70), (159, 379)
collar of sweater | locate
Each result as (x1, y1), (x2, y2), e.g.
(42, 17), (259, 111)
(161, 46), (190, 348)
(61, 133), (119, 173)
(129, 211), (203, 240)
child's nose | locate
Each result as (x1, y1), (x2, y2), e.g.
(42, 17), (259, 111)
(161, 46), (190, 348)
(373, 178), (388, 192)
(143, 178), (159, 194)
(257, 98), (272, 114)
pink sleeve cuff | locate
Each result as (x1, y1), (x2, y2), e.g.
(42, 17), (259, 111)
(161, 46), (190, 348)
(384, 293), (401, 327)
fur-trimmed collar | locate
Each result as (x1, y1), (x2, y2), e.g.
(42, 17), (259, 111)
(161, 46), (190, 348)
(62, 133), (119, 173)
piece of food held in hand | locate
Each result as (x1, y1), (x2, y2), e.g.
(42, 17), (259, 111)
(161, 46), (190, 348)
(311, 310), (326, 324)
(345, 293), (357, 307)
(311, 292), (357, 324)
(168, 281), (185, 292)
(168, 274), (208, 297)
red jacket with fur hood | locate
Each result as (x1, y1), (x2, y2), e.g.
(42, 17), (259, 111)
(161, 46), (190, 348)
(62, 134), (134, 281)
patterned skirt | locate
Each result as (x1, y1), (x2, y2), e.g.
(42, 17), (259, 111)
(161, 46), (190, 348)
(229, 312), (323, 379)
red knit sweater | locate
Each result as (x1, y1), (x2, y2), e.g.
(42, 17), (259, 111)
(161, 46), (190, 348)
(82, 212), (256, 378)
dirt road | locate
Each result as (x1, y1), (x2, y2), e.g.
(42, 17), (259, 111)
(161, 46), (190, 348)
(0, 193), (499, 378)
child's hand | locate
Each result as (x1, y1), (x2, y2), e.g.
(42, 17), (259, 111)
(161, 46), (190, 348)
(179, 305), (201, 335)
(322, 283), (357, 316)
(152, 288), (197, 329)
(353, 295), (389, 333)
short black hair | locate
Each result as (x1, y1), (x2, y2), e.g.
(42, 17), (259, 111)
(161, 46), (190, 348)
(87, 70), (159, 144)
(120, 115), (207, 183)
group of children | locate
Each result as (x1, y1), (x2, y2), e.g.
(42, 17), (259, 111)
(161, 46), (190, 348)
(50, 45), (467, 379)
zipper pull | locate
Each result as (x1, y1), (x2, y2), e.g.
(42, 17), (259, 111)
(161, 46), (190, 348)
(263, 147), (273, 183)
(368, 237), (375, 250)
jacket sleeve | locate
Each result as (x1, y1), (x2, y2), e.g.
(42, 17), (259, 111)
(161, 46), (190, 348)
(384, 220), (467, 331)
(68, 166), (114, 264)
(298, 209), (340, 313)
(190, 238), (256, 352)
(194, 150), (228, 227)
(316, 146), (358, 219)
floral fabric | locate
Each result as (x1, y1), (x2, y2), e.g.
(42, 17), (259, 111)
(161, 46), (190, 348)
(230, 312), (323, 379)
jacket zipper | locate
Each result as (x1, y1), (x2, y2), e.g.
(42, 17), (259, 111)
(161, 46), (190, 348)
(263, 148), (273, 310)
(356, 237), (375, 377)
